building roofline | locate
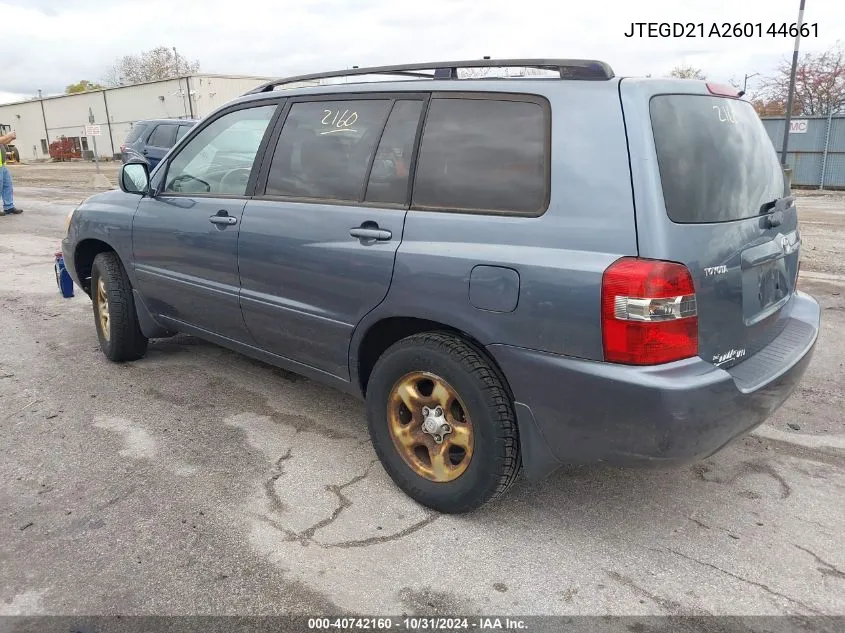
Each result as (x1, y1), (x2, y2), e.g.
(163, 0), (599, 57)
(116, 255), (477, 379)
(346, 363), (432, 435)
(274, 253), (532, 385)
(0, 74), (274, 108)
(192, 73), (276, 81)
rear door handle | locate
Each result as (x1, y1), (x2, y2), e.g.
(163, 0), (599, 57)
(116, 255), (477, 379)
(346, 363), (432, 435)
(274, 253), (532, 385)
(350, 227), (392, 241)
(209, 211), (238, 226)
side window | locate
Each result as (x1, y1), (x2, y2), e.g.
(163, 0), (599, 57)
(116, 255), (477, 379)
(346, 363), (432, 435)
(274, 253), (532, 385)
(412, 97), (548, 215)
(175, 125), (192, 143)
(164, 105), (277, 196)
(265, 100), (391, 201)
(365, 100), (423, 205)
(125, 124), (148, 144)
(148, 124), (177, 148)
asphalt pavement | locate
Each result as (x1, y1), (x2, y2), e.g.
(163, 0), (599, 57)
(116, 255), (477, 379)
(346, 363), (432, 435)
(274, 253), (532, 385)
(1, 163), (843, 617)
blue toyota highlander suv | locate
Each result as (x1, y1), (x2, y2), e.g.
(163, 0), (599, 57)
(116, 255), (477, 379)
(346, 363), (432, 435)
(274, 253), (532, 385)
(121, 118), (198, 170)
(63, 59), (820, 513)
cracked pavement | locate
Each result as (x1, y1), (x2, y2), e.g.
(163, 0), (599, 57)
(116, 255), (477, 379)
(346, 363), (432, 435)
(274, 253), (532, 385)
(0, 163), (844, 616)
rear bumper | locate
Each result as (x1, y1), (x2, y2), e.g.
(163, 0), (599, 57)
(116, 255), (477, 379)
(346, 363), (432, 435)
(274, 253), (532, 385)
(488, 291), (820, 480)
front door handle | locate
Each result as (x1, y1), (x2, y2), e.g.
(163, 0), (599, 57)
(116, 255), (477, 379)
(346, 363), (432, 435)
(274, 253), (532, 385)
(349, 227), (392, 241)
(209, 211), (238, 226)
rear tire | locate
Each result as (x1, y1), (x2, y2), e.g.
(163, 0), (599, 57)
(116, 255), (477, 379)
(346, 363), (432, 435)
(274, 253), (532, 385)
(91, 252), (148, 362)
(366, 332), (521, 513)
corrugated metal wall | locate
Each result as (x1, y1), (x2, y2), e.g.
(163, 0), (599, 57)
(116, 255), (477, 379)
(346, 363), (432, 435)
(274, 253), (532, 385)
(0, 75), (275, 161)
(762, 115), (845, 188)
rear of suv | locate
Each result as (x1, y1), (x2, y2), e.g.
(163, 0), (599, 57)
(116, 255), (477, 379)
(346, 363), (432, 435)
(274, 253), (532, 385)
(63, 59), (819, 514)
(120, 118), (197, 169)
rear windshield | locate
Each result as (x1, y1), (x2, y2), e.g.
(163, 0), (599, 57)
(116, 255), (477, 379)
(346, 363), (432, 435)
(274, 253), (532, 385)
(650, 95), (785, 224)
(125, 123), (149, 144)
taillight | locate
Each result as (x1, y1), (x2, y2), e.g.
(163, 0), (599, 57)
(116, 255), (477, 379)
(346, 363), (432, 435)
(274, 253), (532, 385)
(601, 258), (698, 365)
(119, 144), (126, 153)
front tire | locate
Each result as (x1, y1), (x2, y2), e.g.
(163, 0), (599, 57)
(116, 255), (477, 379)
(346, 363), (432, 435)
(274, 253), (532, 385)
(366, 332), (521, 513)
(91, 252), (148, 362)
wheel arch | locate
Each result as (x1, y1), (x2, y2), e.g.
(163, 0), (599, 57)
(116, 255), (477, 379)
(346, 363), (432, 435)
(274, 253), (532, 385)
(351, 316), (513, 402)
(74, 238), (119, 296)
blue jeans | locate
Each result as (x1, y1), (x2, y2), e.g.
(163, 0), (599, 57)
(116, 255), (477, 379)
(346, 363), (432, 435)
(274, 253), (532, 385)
(0, 166), (13, 210)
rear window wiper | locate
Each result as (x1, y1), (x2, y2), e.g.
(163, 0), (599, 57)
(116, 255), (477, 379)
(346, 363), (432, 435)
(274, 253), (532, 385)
(759, 195), (795, 215)
(759, 195), (795, 228)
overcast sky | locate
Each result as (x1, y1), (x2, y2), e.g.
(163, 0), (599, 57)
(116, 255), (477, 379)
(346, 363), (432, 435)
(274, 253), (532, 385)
(2, 0), (842, 104)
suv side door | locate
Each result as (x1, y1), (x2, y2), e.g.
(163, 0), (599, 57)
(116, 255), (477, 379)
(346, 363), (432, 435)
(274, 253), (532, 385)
(175, 123), (194, 146)
(238, 95), (427, 379)
(132, 101), (281, 342)
(144, 123), (178, 169)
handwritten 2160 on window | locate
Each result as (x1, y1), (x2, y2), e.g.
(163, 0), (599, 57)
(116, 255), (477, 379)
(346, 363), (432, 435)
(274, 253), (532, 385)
(624, 22), (818, 38)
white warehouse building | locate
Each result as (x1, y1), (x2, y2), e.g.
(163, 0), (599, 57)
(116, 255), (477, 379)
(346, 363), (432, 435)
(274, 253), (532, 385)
(0, 74), (307, 162)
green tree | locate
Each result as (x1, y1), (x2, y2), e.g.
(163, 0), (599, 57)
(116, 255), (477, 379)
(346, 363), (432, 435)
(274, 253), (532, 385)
(65, 80), (105, 94)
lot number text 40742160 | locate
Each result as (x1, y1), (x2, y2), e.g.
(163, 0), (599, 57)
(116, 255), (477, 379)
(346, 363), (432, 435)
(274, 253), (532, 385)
(624, 22), (818, 38)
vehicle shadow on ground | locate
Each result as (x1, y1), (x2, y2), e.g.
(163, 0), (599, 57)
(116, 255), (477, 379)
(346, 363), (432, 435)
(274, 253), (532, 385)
(143, 333), (797, 542)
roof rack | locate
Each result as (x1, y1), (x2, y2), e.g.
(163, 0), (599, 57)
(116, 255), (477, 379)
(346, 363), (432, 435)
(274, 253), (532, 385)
(245, 58), (615, 94)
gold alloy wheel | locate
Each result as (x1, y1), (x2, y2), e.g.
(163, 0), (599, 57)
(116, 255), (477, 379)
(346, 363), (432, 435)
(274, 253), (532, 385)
(96, 277), (110, 341)
(387, 371), (474, 482)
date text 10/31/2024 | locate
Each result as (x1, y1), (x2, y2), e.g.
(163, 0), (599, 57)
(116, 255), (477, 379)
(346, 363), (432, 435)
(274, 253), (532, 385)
(624, 22), (818, 38)
(308, 617), (528, 630)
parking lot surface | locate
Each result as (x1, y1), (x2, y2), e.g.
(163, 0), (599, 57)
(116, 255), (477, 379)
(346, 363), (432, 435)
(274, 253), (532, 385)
(1, 163), (843, 616)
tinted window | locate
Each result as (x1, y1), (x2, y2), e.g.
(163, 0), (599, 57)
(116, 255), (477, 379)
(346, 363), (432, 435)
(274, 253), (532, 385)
(148, 124), (177, 148)
(125, 123), (148, 144)
(650, 95), (785, 224)
(365, 100), (423, 205)
(165, 105), (276, 195)
(175, 125), (192, 142)
(413, 98), (547, 214)
(265, 100), (390, 201)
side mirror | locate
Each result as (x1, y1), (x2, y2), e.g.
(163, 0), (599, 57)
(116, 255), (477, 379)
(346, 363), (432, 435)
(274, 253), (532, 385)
(120, 162), (150, 195)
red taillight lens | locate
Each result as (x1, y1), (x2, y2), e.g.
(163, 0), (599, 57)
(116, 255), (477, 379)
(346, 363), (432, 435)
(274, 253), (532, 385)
(706, 83), (740, 98)
(601, 257), (698, 365)
(120, 144), (126, 152)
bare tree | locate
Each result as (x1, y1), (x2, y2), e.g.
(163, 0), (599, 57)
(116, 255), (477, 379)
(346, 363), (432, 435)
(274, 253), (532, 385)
(668, 65), (706, 80)
(459, 65), (557, 79)
(103, 46), (200, 87)
(759, 41), (845, 115)
(426, 61), (596, 80)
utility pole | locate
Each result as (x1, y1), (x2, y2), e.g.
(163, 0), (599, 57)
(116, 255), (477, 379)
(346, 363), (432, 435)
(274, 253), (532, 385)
(780, 0), (806, 167)
(88, 107), (100, 174)
(38, 90), (49, 156)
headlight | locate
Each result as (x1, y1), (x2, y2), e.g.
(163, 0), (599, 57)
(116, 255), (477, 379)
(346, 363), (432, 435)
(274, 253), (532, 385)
(64, 208), (77, 234)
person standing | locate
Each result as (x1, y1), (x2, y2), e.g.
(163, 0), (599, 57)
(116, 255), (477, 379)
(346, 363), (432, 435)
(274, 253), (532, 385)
(0, 129), (22, 216)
